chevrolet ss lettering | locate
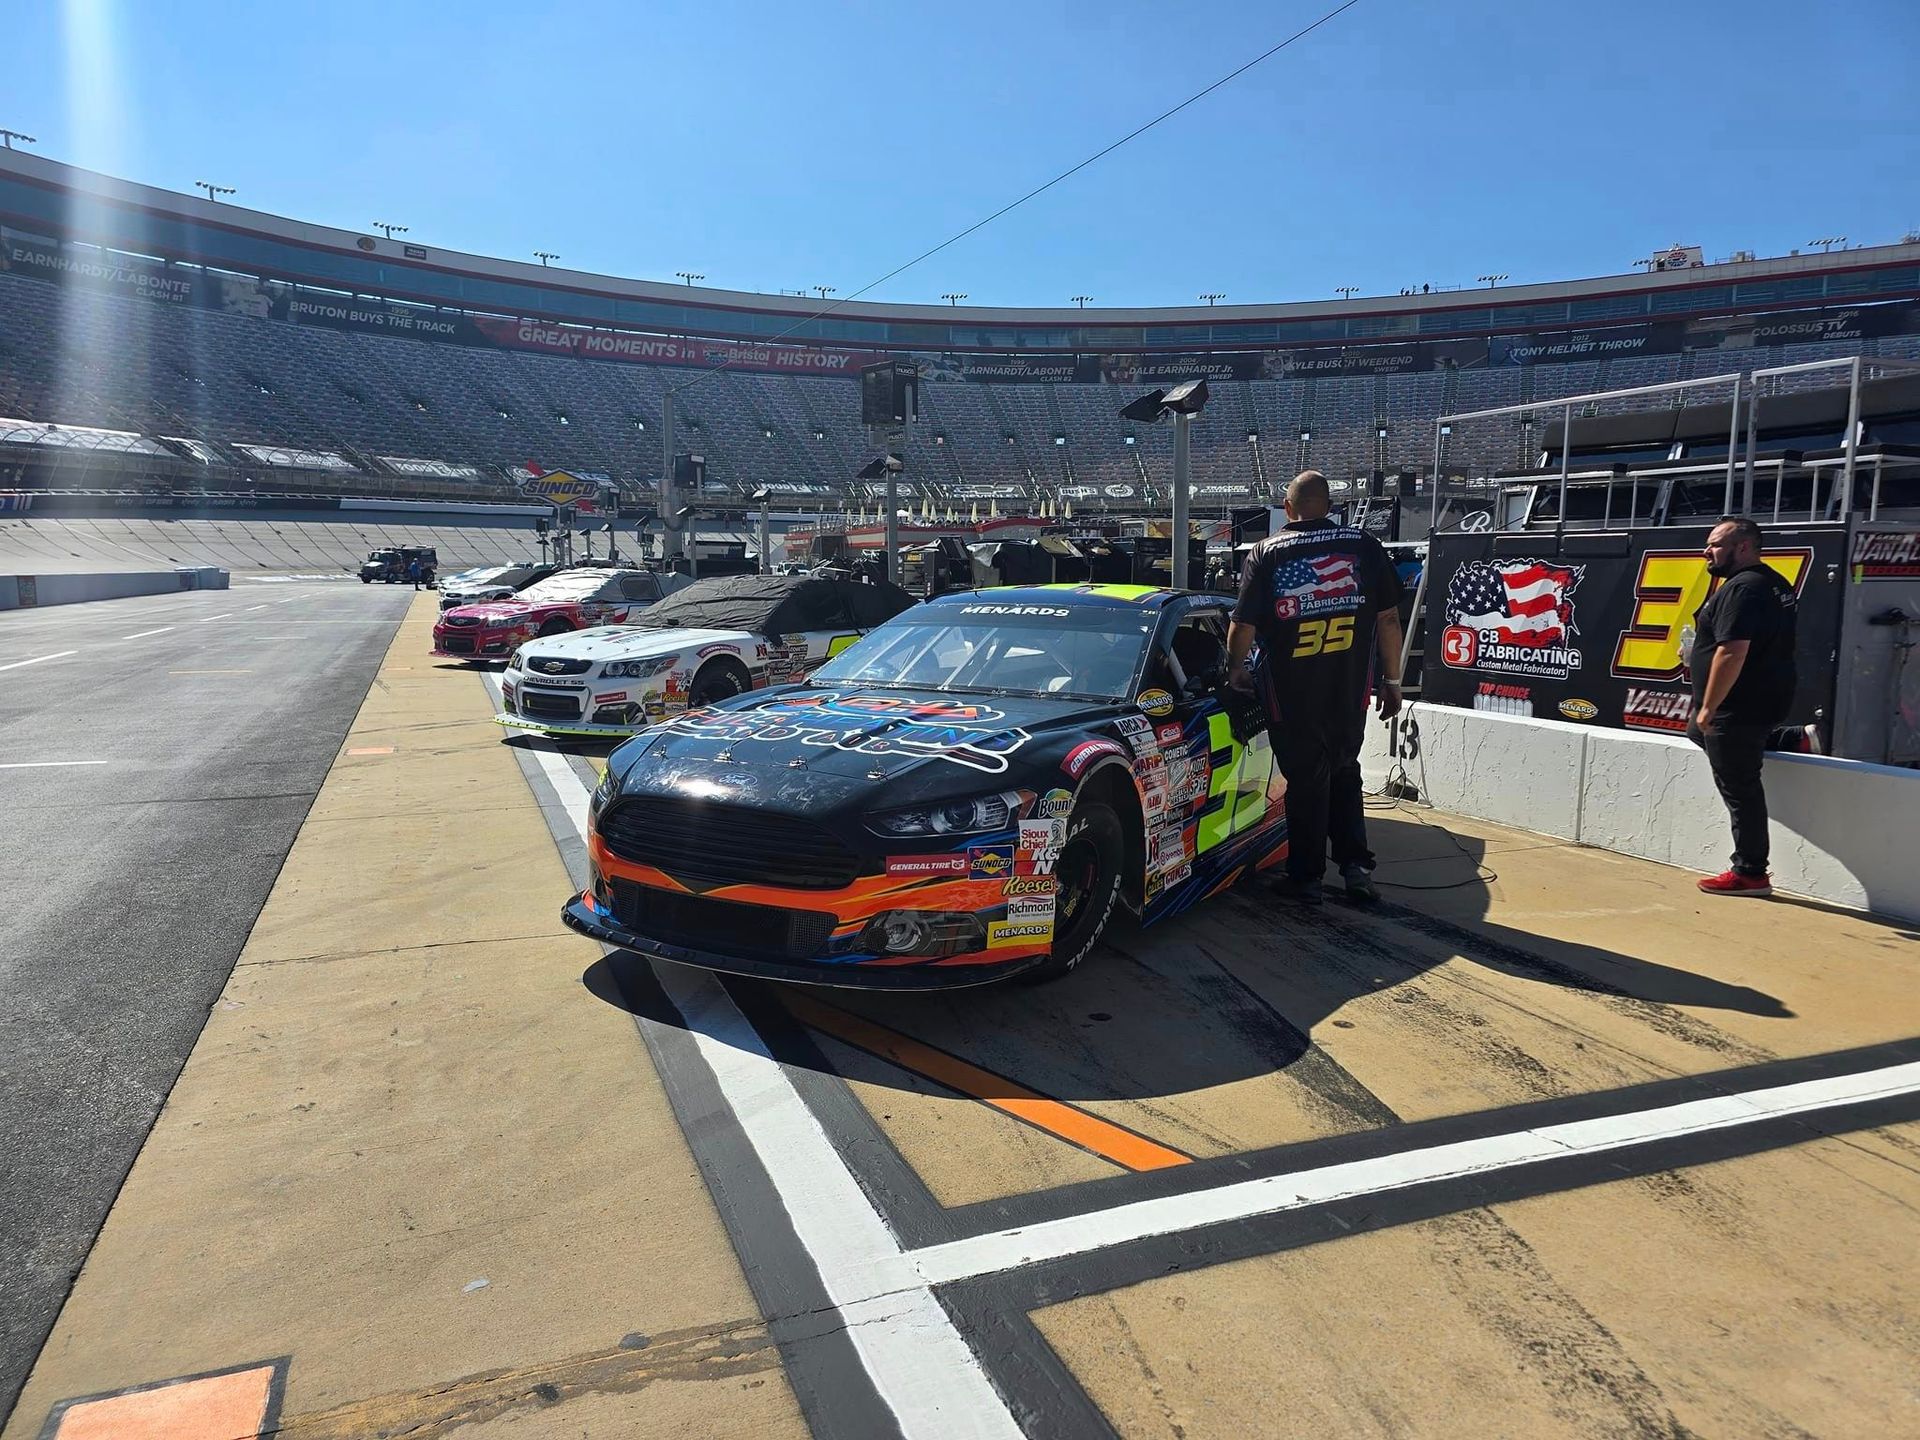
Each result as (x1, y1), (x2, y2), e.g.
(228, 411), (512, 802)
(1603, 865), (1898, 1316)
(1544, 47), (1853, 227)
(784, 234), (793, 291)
(562, 585), (1290, 986)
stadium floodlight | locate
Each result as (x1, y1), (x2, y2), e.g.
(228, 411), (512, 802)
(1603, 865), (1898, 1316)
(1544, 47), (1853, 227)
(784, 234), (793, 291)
(194, 181), (235, 202)
(814, 285), (835, 300)
(0, 130), (35, 150)
(1200, 292), (1226, 306)
(1808, 236), (1847, 252)
(1335, 286), (1359, 300)
(677, 271), (705, 285)
(1118, 383), (1209, 588)
(1070, 295), (1093, 308)
(373, 222), (408, 240)
(534, 251), (560, 267)
(1477, 273), (1508, 287)
(941, 292), (968, 305)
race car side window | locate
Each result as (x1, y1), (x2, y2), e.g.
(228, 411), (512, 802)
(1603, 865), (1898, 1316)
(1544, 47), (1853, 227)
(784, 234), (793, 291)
(616, 572), (661, 602)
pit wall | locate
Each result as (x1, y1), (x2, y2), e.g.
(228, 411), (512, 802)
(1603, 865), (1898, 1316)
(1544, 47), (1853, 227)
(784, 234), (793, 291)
(0, 568), (228, 610)
(1362, 703), (1920, 924)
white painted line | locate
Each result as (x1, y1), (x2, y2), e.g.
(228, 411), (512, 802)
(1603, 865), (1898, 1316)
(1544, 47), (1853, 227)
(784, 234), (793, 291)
(0, 759), (109, 770)
(528, 740), (1022, 1440)
(123, 627), (175, 640)
(200, 613), (234, 622)
(246, 603), (271, 610)
(905, 1059), (1920, 1288)
(0, 650), (78, 672)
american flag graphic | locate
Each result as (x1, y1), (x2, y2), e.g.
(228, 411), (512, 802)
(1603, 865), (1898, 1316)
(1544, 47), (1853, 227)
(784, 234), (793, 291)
(1272, 553), (1361, 607)
(1446, 560), (1582, 645)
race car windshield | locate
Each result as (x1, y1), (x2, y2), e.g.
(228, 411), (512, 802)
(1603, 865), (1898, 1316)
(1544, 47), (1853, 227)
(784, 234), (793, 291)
(808, 606), (1152, 701)
(515, 572), (612, 604)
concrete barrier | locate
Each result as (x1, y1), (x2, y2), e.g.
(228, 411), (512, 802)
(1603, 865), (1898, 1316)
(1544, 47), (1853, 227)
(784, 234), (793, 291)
(0, 568), (229, 610)
(1363, 703), (1920, 923)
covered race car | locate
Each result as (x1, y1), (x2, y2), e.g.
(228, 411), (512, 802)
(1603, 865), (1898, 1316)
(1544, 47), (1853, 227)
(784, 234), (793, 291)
(498, 573), (915, 736)
(437, 562), (559, 612)
(562, 583), (1288, 987)
(431, 566), (684, 661)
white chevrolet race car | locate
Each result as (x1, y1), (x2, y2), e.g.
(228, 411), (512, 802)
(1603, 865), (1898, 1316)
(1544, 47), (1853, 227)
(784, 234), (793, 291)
(497, 573), (915, 737)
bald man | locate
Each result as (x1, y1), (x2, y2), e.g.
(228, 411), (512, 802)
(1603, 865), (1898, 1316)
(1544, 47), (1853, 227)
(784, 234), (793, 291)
(1228, 472), (1405, 905)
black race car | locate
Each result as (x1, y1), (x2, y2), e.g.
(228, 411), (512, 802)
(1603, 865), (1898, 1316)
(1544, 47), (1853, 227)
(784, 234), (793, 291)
(562, 583), (1289, 987)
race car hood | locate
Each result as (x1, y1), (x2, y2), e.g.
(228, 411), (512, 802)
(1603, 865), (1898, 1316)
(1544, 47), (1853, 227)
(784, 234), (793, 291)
(443, 599), (549, 624)
(605, 684), (1120, 817)
(516, 626), (751, 665)
(440, 583), (515, 602)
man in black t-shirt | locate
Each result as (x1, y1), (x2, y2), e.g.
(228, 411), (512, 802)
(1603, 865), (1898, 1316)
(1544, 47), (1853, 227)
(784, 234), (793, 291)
(1687, 516), (1799, 898)
(1229, 472), (1405, 905)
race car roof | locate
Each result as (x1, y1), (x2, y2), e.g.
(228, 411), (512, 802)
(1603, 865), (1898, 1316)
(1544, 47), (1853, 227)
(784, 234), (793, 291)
(633, 573), (915, 633)
(924, 583), (1185, 612)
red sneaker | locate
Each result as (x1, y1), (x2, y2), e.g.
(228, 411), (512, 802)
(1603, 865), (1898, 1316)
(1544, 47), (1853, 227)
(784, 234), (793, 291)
(1698, 869), (1773, 898)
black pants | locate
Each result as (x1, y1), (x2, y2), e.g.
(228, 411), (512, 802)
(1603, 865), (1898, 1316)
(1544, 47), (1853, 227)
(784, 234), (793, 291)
(1688, 720), (1771, 876)
(1272, 705), (1373, 883)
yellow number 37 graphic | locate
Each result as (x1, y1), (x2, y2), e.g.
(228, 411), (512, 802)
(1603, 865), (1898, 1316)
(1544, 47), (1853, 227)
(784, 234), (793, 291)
(1291, 615), (1355, 658)
(1611, 549), (1811, 682)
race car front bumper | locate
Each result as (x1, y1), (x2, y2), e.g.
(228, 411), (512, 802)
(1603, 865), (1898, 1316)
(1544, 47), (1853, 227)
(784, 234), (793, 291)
(561, 891), (1045, 990)
(497, 713), (647, 739)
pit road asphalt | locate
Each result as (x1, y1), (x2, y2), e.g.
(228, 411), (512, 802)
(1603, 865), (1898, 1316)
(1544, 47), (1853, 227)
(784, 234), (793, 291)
(0, 582), (409, 1425)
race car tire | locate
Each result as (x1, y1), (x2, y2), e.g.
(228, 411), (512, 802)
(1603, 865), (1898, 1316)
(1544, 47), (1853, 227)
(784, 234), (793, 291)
(537, 617), (573, 637)
(360, 576), (371, 584)
(1020, 800), (1124, 984)
(689, 657), (751, 707)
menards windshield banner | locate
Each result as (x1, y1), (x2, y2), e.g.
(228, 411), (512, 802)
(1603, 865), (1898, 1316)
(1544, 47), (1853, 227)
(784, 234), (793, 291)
(1420, 527), (1845, 734)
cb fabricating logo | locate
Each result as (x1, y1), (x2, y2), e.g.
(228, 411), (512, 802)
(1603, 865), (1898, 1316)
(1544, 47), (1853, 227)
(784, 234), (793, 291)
(1442, 559), (1584, 680)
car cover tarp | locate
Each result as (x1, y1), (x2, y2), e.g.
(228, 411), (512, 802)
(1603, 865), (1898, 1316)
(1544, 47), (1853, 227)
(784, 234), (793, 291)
(634, 573), (912, 634)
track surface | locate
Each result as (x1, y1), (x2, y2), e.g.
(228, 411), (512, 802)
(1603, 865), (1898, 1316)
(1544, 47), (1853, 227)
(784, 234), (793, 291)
(0, 583), (408, 1421)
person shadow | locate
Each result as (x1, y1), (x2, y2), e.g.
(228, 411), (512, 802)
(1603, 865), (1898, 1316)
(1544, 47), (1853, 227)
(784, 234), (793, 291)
(582, 812), (1797, 1117)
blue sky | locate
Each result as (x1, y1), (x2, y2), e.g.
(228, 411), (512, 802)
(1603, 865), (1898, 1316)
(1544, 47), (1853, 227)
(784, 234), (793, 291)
(10, 0), (1918, 307)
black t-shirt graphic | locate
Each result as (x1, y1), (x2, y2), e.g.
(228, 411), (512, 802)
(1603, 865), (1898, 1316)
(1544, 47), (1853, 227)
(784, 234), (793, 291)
(1689, 562), (1798, 726)
(1233, 519), (1403, 725)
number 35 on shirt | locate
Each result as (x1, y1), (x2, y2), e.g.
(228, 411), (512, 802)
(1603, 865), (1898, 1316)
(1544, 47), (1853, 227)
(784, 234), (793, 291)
(1291, 615), (1355, 658)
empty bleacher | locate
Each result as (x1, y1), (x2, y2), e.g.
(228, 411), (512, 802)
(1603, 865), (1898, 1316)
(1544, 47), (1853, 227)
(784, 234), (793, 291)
(2, 266), (1913, 508)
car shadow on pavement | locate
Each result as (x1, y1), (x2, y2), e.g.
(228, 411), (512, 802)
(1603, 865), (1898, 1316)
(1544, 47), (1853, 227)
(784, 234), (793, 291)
(581, 813), (1795, 1111)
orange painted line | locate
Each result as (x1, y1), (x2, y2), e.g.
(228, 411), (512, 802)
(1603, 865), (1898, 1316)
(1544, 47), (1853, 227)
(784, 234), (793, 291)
(345, 746), (395, 756)
(45, 1360), (280, 1439)
(785, 992), (1191, 1172)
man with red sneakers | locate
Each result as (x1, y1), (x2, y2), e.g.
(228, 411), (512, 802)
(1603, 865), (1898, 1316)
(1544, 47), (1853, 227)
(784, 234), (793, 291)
(1688, 516), (1798, 898)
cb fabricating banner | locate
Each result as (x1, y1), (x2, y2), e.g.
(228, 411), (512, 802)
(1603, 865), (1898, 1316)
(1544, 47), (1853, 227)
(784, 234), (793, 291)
(1420, 526), (1846, 733)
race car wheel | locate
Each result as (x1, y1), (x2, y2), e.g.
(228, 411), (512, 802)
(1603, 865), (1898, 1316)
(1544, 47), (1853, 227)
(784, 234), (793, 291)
(1020, 800), (1124, 984)
(537, 617), (573, 637)
(360, 576), (371, 584)
(689, 658), (751, 707)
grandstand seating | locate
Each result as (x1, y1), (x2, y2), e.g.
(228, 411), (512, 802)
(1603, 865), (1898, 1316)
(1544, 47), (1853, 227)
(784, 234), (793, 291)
(1, 266), (1913, 508)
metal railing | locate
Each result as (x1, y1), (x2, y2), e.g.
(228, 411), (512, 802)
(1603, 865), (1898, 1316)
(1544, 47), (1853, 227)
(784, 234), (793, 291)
(1428, 370), (1747, 539)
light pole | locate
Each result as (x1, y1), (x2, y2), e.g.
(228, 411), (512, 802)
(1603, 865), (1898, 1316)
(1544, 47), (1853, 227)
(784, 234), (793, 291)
(0, 130), (34, 150)
(1335, 286), (1359, 300)
(813, 285), (835, 301)
(677, 271), (705, 285)
(941, 292), (968, 305)
(1477, 272), (1508, 288)
(373, 222), (408, 241)
(534, 251), (560, 267)
(1120, 382), (1209, 588)
(194, 181), (235, 203)
(1200, 292), (1226, 306)
(1070, 295), (1092, 308)
(1808, 235), (1847, 253)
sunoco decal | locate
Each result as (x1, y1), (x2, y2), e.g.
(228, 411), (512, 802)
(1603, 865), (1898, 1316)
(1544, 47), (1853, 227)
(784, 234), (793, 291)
(1442, 558), (1585, 679)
